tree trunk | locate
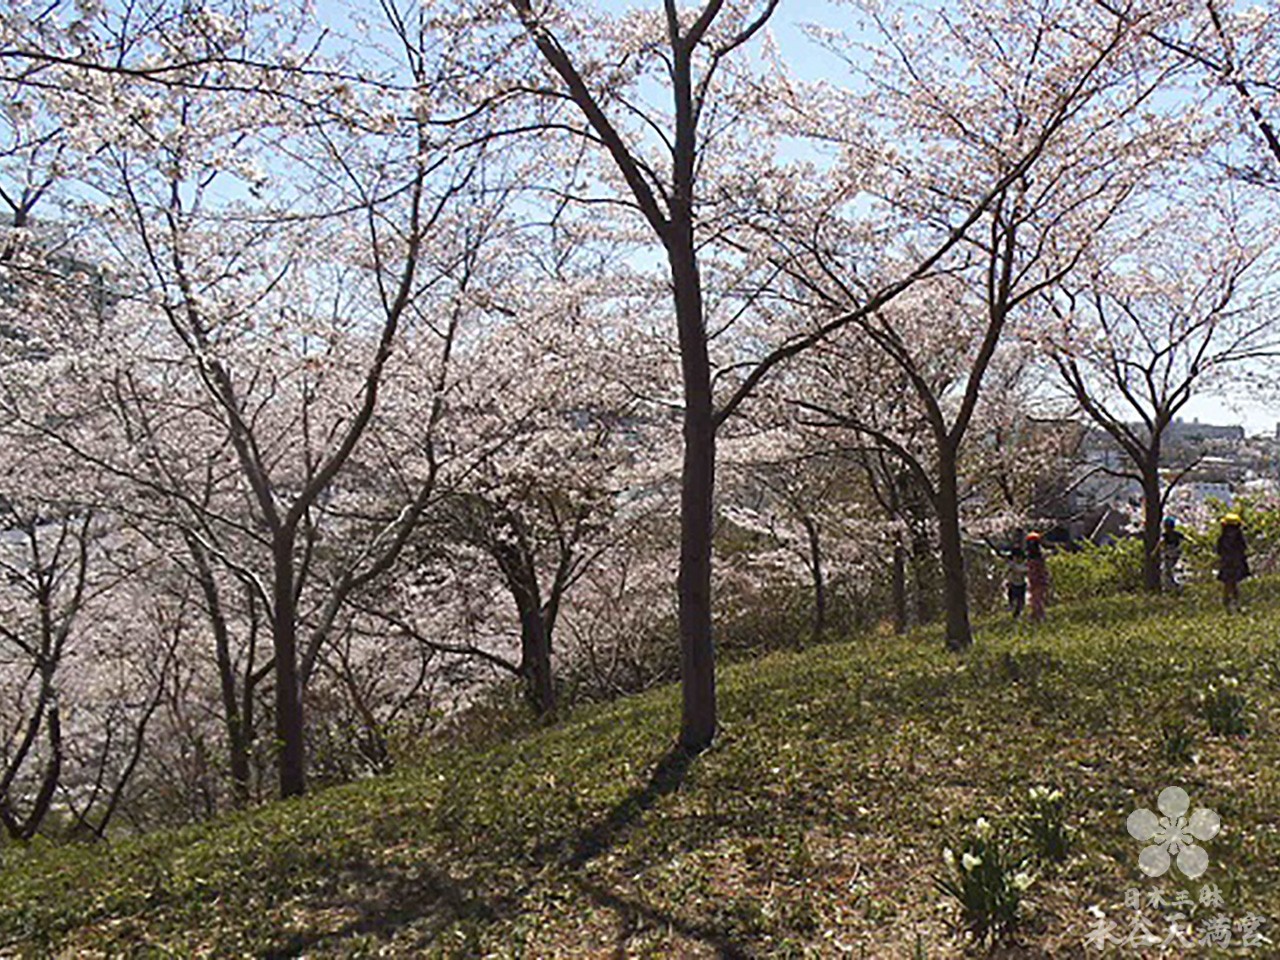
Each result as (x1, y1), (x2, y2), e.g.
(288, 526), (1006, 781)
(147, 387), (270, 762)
(801, 513), (825, 646)
(911, 525), (936, 625)
(228, 721), (251, 808)
(662, 34), (718, 754)
(12, 691), (61, 840)
(495, 534), (556, 716)
(892, 537), (908, 635)
(237, 610), (264, 808)
(671, 244), (717, 753)
(2, 684), (62, 841)
(271, 532), (306, 799)
(1141, 467), (1163, 593)
(936, 449), (973, 652)
(517, 600), (555, 715)
(195, 548), (251, 807)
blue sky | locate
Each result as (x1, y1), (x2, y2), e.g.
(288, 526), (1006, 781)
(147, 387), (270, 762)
(304, 0), (1276, 434)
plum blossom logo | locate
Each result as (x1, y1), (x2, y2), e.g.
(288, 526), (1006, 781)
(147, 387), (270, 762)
(1126, 786), (1221, 879)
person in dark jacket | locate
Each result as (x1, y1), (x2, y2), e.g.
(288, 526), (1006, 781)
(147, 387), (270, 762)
(1004, 545), (1028, 619)
(1160, 516), (1185, 594)
(1216, 513), (1249, 612)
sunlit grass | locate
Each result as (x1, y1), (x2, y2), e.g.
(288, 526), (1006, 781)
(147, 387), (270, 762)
(1, 579), (1276, 957)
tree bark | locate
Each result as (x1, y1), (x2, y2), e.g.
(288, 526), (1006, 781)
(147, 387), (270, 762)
(227, 721), (251, 807)
(492, 525), (557, 716)
(26, 699), (61, 838)
(801, 513), (825, 646)
(10, 694), (60, 841)
(1141, 465), (1163, 593)
(909, 523), (936, 626)
(676, 352), (717, 750)
(0, 683), (61, 841)
(892, 537), (908, 635)
(672, 246), (717, 752)
(936, 448), (973, 651)
(271, 531), (306, 799)
(667, 34), (718, 754)
(188, 537), (253, 807)
(518, 604), (555, 715)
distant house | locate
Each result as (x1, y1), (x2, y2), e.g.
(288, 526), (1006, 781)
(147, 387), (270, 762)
(1164, 418), (1245, 448)
(1029, 415), (1254, 542)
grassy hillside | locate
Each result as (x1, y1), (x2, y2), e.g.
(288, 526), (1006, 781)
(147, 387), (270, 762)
(1, 583), (1278, 958)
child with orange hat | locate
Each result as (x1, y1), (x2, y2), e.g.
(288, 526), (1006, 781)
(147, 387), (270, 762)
(1026, 531), (1050, 622)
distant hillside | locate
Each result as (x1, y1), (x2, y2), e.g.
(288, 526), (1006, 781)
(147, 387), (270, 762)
(1, 583), (1277, 958)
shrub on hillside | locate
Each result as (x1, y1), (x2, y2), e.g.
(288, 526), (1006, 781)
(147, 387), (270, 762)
(1047, 538), (1144, 601)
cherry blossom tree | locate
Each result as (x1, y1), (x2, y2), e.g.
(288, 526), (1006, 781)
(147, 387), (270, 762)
(494, 0), (787, 749)
(0, 429), (175, 840)
(748, 0), (1192, 649)
(6, 0), (1277, 838)
(784, 357), (944, 635)
(0, 504), (90, 839)
(55, 576), (181, 839)
(557, 492), (684, 700)
(0, 0), (521, 799)
(492, 0), (1149, 741)
(1096, 0), (1280, 182)
(1041, 194), (1280, 591)
(719, 414), (894, 646)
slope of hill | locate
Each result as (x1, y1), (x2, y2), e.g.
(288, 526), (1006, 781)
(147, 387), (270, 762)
(1, 584), (1277, 958)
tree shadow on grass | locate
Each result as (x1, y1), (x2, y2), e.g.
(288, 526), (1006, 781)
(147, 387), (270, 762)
(266, 747), (699, 957)
(560, 744), (695, 869)
(262, 861), (511, 959)
(575, 877), (756, 960)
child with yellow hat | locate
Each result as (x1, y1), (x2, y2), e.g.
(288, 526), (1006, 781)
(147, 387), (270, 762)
(1216, 513), (1249, 611)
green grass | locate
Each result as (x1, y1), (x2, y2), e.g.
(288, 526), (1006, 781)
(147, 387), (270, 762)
(1, 581), (1278, 957)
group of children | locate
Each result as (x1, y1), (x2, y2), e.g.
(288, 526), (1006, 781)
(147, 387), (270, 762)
(1158, 512), (1250, 610)
(1000, 531), (1051, 622)
(999, 513), (1252, 620)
